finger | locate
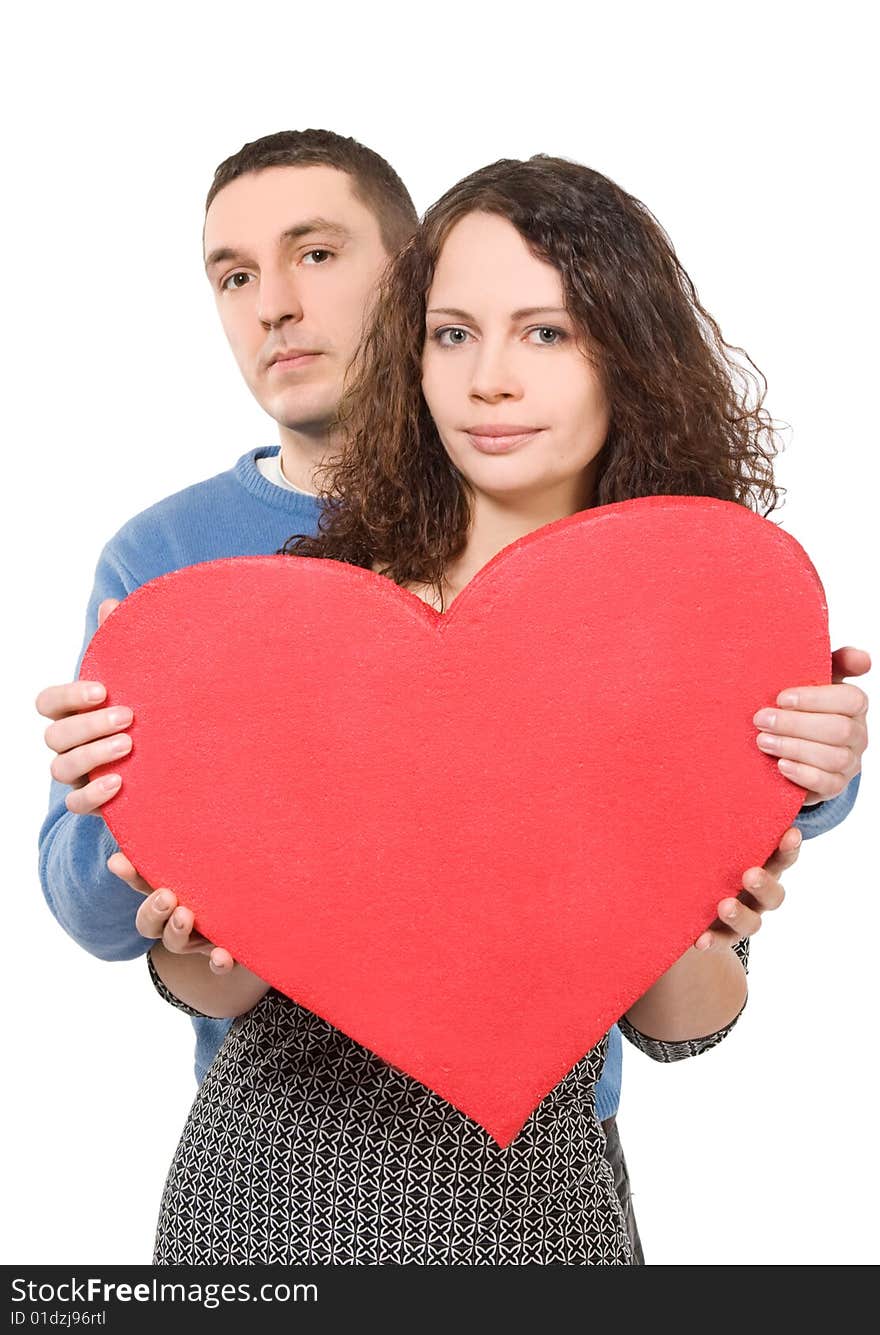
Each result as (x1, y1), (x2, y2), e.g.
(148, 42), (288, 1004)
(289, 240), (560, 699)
(774, 759), (849, 798)
(162, 906), (213, 956)
(44, 705), (133, 755)
(106, 851), (154, 896)
(761, 827), (802, 876)
(830, 646), (872, 682)
(65, 774), (122, 815)
(694, 922), (741, 951)
(715, 896), (763, 939)
(739, 867), (786, 913)
(97, 598), (120, 628)
(755, 732), (854, 774)
(695, 866), (788, 951)
(136, 889), (178, 940)
(36, 681), (108, 721)
(209, 948), (236, 975)
(753, 706), (866, 748)
(49, 732), (132, 786)
(771, 684), (869, 717)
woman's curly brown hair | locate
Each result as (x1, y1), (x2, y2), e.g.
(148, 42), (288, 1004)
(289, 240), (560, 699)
(284, 155), (784, 607)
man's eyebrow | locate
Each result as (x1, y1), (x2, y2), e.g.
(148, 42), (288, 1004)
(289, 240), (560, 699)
(426, 306), (570, 321)
(204, 218), (354, 272)
(278, 218), (354, 251)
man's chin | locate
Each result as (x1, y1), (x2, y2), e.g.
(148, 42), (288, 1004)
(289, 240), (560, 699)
(260, 389), (339, 437)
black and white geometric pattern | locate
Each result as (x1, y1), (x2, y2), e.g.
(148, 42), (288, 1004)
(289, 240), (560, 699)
(150, 938), (748, 1266)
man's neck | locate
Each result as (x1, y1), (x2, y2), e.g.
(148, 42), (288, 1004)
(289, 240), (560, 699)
(277, 425), (341, 496)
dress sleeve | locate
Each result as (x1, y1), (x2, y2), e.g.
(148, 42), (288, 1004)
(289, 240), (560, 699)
(147, 949), (214, 1019)
(618, 937), (749, 1063)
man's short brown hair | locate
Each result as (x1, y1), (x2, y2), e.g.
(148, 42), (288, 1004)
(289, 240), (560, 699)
(206, 129), (418, 255)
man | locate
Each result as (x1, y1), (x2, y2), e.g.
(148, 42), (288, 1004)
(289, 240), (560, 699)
(37, 128), (418, 1078)
(36, 129), (867, 1262)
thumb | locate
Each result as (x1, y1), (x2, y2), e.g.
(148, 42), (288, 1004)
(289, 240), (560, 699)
(831, 645), (872, 684)
(107, 851), (154, 896)
(98, 598), (120, 628)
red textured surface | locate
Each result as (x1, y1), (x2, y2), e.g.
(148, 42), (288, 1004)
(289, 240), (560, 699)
(82, 496), (829, 1146)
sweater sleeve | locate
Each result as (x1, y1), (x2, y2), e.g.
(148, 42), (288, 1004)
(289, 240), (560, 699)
(37, 540), (149, 961)
(793, 772), (860, 839)
(619, 937), (750, 1062)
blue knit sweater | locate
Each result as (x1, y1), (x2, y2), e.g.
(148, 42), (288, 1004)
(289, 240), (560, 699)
(38, 446), (860, 1118)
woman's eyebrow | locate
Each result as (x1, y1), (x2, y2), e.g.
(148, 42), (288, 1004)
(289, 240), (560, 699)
(426, 305), (569, 320)
(509, 306), (569, 320)
(426, 307), (474, 320)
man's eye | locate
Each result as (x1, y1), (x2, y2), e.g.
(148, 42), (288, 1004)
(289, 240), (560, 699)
(302, 249), (333, 265)
(221, 272), (253, 292)
(434, 327), (471, 346)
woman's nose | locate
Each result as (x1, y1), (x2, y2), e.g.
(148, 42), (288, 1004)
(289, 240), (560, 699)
(469, 342), (522, 402)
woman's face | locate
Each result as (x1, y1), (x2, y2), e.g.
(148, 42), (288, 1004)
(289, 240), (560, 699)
(421, 211), (610, 508)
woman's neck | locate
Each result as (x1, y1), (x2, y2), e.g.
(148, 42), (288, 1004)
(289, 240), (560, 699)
(441, 468), (596, 606)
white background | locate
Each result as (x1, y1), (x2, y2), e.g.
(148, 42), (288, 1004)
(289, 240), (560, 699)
(4, 0), (876, 1267)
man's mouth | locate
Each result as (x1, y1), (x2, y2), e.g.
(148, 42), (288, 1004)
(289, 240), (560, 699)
(267, 349), (323, 372)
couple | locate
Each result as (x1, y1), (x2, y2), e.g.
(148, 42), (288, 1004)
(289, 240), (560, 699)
(38, 130), (869, 1264)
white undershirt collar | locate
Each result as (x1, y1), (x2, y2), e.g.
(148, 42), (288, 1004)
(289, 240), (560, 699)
(256, 448), (319, 498)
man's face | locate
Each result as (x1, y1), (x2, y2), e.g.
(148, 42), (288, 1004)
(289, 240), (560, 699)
(204, 165), (391, 437)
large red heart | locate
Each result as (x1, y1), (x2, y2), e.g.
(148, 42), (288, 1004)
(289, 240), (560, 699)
(82, 497), (828, 1146)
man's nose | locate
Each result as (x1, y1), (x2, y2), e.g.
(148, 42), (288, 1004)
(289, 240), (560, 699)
(469, 339), (523, 402)
(257, 265), (305, 329)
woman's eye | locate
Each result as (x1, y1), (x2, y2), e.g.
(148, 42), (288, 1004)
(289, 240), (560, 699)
(302, 249), (333, 265)
(221, 272), (253, 292)
(435, 327), (471, 346)
(527, 326), (566, 345)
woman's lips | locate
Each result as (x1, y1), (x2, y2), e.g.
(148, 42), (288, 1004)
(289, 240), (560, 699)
(465, 428), (544, 454)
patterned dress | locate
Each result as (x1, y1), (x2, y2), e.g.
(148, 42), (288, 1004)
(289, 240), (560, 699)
(150, 941), (748, 1265)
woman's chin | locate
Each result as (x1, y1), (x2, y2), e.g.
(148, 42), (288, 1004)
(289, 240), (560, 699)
(467, 473), (581, 512)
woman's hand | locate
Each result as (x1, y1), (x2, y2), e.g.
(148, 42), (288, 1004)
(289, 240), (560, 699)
(753, 645), (870, 805)
(108, 851), (236, 975)
(694, 824), (801, 952)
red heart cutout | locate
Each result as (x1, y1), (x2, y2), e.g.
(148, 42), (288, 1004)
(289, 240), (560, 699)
(82, 497), (828, 1146)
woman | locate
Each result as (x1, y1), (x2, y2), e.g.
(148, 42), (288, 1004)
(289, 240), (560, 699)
(139, 155), (867, 1264)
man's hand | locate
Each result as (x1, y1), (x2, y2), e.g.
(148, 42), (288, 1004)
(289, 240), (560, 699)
(108, 852), (236, 975)
(753, 645), (870, 805)
(694, 824), (802, 952)
(36, 598), (130, 816)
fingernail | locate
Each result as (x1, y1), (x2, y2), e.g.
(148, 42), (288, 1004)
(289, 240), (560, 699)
(100, 774), (121, 792)
(777, 692), (798, 708)
(154, 894), (170, 912)
(172, 910), (187, 929)
(84, 684), (105, 703)
(747, 872), (763, 891)
(108, 707), (132, 727)
(695, 934), (711, 951)
(723, 900), (738, 919)
(756, 732), (781, 753)
(753, 709), (777, 728)
(778, 758), (799, 776)
(108, 734), (132, 756)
